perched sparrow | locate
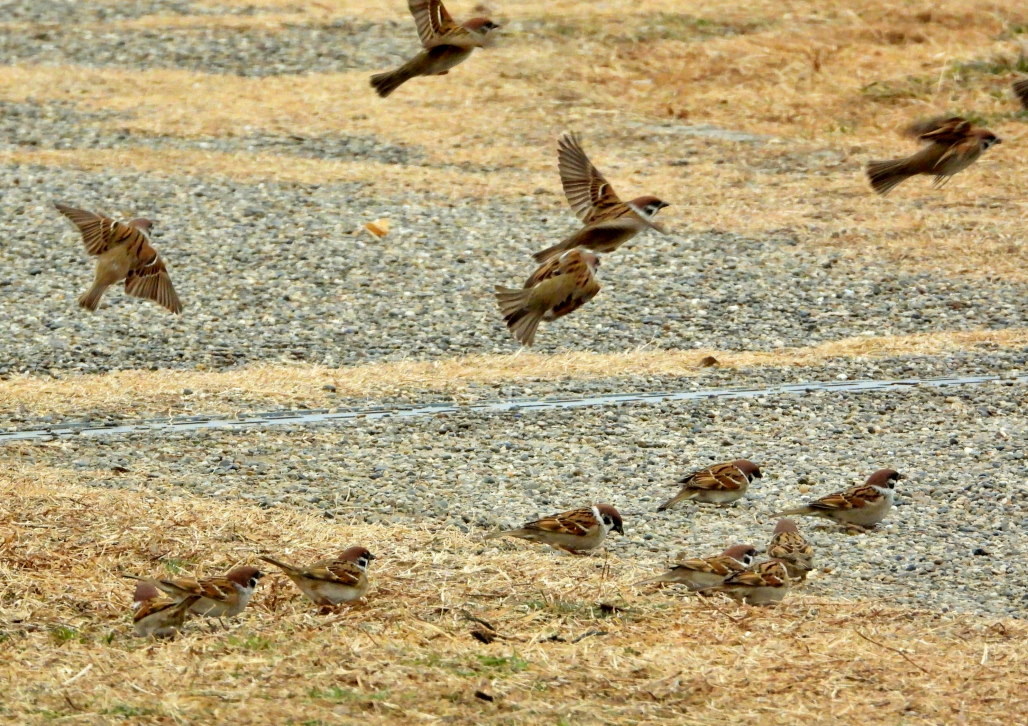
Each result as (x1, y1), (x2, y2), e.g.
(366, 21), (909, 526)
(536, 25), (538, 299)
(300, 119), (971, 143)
(485, 503), (624, 554)
(370, 0), (499, 97)
(766, 518), (814, 581)
(704, 560), (791, 605)
(259, 547), (375, 606)
(657, 459), (762, 512)
(633, 544), (757, 589)
(125, 566), (264, 619)
(131, 581), (199, 638)
(1014, 79), (1028, 109)
(773, 469), (903, 531)
(54, 203), (182, 314)
(866, 116), (1001, 195)
(495, 248), (600, 346)
(531, 132), (669, 263)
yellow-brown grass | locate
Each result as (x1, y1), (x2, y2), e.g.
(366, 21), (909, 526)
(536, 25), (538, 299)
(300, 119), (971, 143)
(2, 470), (1025, 724)
(2, 328), (1025, 422)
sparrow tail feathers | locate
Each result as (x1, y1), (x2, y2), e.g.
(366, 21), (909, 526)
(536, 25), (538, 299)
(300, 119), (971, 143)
(866, 158), (914, 195)
(78, 284), (106, 311)
(258, 555), (299, 575)
(771, 506), (815, 518)
(494, 286), (544, 346)
(656, 491), (693, 512)
(370, 59), (421, 98)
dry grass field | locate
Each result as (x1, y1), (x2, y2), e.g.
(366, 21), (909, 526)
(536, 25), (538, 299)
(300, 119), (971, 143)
(2, 0), (1028, 723)
(3, 473), (1027, 725)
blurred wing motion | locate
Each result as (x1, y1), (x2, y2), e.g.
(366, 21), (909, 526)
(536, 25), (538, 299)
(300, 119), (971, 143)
(409, 0), (481, 49)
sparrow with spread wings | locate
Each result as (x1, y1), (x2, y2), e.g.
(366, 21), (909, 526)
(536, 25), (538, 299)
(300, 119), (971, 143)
(370, 0), (499, 97)
(532, 131), (669, 263)
(495, 248), (601, 346)
(54, 203), (182, 314)
(866, 116), (1001, 195)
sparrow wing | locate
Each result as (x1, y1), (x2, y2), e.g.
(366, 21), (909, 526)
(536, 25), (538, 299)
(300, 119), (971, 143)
(524, 507), (597, 537)
(125, 253), (183, 314)
(674, 554), (740, 576)
(151, 576), (203, 599)
(54, 203), (125, 256)
(522, 254), (563, 288)
(680, 462), (748, 493)
(547, 251), (600, 320)
(191, 576), (239, 604)
(807, 484), (883, 512)
(930, 136), (980, 172)
(906, 116), (972, 144)
(723, 561), (787, 587)
(305, 559), (365, 587)
(767, 531), (814, 560)
(133, 596), (193, 624)
(409, 0), (481, 49)
(557, 132), (627, 224)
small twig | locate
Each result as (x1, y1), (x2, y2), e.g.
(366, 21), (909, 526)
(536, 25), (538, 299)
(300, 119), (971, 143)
(459, 609), (497, 632)
(63, 693), (81, 711)
(570, 629), (608, 644)
(62, 663), (93, 687)
(855, 629), (931, 675)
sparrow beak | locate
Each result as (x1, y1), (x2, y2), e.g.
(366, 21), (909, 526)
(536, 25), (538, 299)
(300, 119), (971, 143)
(614, 522), (625, 536)
(896, 473), (907, 480)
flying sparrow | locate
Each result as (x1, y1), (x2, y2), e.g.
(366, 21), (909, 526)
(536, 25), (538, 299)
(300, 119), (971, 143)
(773, 469), (903, 531)
(370, 0), (499, 97)
(531, 131), (669, 263)
(1014, 79), (1028, 109)
(131, 581), (199, 638)
(866, 116), (1001, 195)
(259, 547), (376, 606)
(766, 518), (815, 581)
(54, 203), (182, 314)
(485, 503), (624, 554)
(495, 248), (600, 346)
(703, 559), (791, 606)
(633, 544), (757, 589)
(657, 459), (762, 511)
(125, 566), (264, 619)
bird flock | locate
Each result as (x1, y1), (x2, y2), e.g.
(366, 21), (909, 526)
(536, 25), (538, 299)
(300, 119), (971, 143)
(124, 461), (903, 636)
(51, 0), (1028, 348)
(33, 0), (1026, 635)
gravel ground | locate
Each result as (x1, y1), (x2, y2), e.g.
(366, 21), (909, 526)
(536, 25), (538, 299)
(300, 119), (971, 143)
(0, 20), (409, 75)
(17, 379), (1027, 617)
(1, 165), (1026, 376)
